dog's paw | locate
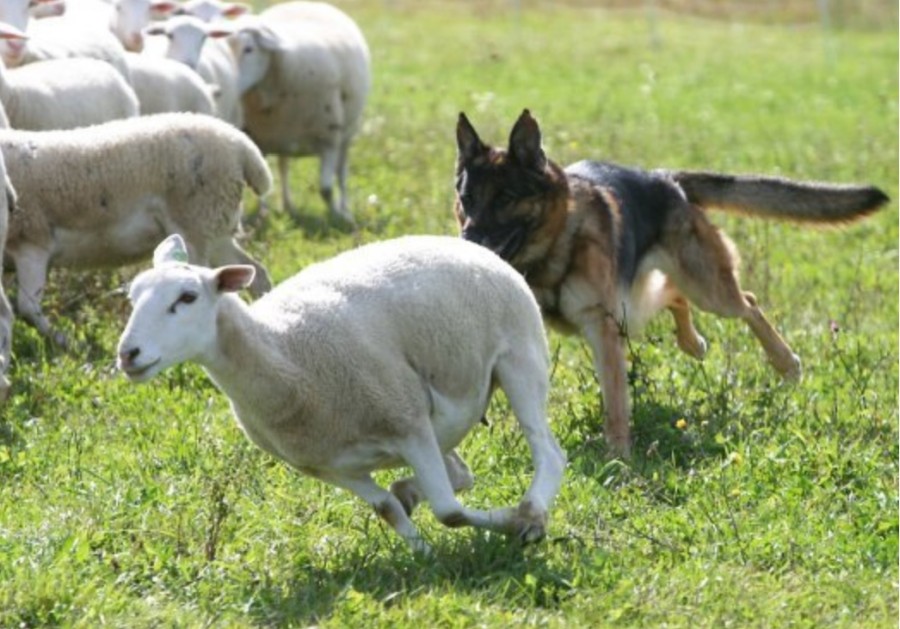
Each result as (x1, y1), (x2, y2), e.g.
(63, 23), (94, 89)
(677, 331), (708, 360)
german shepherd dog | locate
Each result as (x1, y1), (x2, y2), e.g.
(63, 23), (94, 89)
(454, 109), (888, 457)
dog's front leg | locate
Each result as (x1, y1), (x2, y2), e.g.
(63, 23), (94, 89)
(581, 314), (632, 458)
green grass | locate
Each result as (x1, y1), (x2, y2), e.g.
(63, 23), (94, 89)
(1, 3), (897, 627)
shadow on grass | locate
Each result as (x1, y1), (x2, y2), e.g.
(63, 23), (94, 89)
(246, 531), (581, 625)
(244, 197), (358, 242)
(562, 398), (728, 481)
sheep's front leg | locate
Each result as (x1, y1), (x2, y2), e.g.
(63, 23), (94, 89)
(330, 473), (430, 554)
(12, 244), (66, 348)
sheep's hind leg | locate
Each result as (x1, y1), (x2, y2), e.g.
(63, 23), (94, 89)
(493, 349), (567, 542)
(318, 146), (356, 230)
(330, 473), (431, 554)
(278, 155), (298, 219)
(390, 449), (475, 516)
(400, 426), (560, 544)
(12, 244), (67, 348)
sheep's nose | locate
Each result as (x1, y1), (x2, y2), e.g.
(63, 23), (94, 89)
(125, 33), (144, 52)
(118, 346), (141, 368)
(2, 40), (25, 64)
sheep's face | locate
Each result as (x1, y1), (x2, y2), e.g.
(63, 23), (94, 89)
(229, 28), (272, 94)
(111, 0), (162, 53)
(118, 266), (218, 382)
(118, 239), (256, 384)
(0, 4), (29, 66)
(160, 17), (208, 69)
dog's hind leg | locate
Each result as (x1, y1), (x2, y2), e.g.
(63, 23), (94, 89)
(661, 207), (801, 380)
(628, 266), (707, 360)
(667, 291), (708, 360)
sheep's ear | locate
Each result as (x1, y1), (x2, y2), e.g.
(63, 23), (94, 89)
(149, 0), (178, 19)
(254, 24), (283, 51)
(153, 234), (189, 267)
(206, 23), (235, 39)
(222, 2), (251, 18)
(456, 112), (487, 165)
(508, 109), (546, 172)
(214, 265), (255, 293)
(0, 23), (28, 41)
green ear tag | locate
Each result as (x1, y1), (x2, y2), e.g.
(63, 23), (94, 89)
(170, 250), (189, 264)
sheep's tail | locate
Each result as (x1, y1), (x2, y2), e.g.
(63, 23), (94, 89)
(238, 134), (273, 197)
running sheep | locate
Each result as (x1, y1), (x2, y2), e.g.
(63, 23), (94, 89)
(118, 234), (566, 553)
(0, 112), (273, 346)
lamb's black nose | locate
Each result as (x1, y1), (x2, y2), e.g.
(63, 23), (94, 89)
(118, 346), (140, 368)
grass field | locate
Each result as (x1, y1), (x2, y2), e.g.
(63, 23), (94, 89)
(1, 2), (897, 627)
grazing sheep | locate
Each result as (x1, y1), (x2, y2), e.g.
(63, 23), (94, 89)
(145, 15), (243, 126)
(228, 2), (371, 227)
(125, 51), (215, 116)
(0, 23), (138, 130)
(0, 148), (15, 399)
(118, 234), (566, 553)
(0, 113), (273, 344)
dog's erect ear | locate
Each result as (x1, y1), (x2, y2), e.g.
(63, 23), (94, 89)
(457, 112), (486, 164)
(508, 109), (546, 172)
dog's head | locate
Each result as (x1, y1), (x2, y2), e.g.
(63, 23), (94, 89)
(454, 109), (569, 270)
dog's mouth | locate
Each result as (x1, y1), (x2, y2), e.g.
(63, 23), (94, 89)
(121, 358), (161, 382)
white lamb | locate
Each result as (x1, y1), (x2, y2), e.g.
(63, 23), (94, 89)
(118, 234), (566, 553)
(228, 2), (371, 227)
(0, 23), (138, 130)
(145, 15), (243, 126)
(1, 112), (273, 344)
(125, 52), (215, 116)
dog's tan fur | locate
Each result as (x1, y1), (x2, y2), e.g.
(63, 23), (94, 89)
(454, 110), (889, 457)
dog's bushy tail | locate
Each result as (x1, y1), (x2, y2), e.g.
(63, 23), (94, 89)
(669, 171), (889, 224)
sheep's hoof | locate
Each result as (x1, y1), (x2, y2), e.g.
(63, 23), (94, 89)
(328, 208), (357, 233)
(510, 501), (548, 545)
(51, 330), (70, 352)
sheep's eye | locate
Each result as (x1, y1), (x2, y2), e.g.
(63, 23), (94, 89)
(168, 291), (198, 313)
